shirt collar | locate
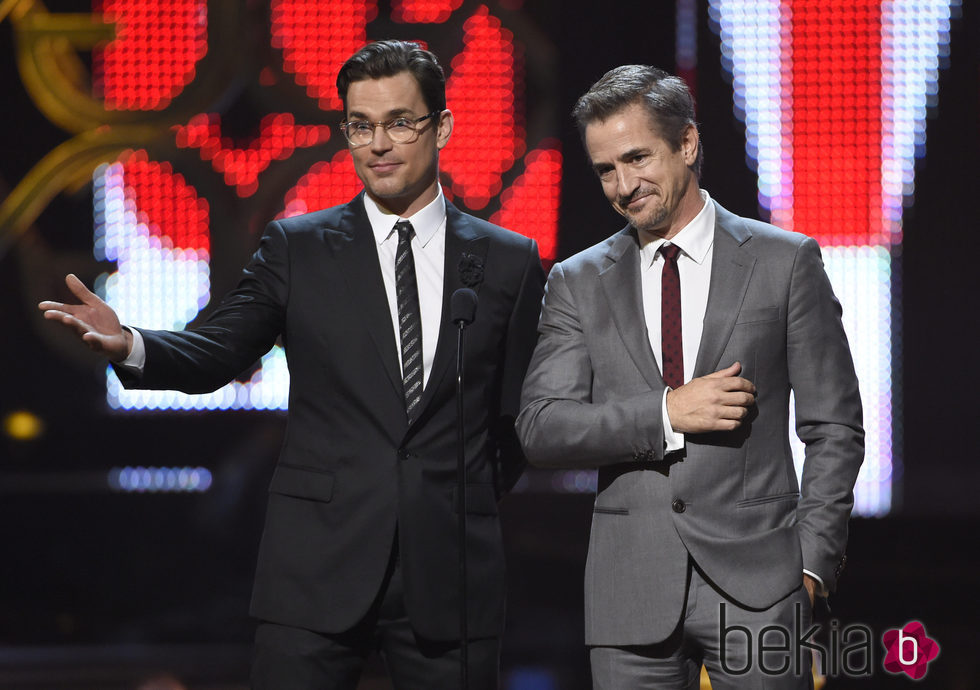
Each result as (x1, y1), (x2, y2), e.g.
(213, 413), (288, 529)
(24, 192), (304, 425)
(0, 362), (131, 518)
(640, 189), (715, 267)
(364, 188), (446, 248)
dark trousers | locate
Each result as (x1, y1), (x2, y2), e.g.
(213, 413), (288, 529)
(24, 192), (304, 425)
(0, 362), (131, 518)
(251, 546), (500, 690)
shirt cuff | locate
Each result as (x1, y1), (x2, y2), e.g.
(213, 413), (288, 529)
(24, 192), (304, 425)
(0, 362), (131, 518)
(803, 569), (829, 597)
(662, 388), (684, 452)
(118, 326), (146, 373)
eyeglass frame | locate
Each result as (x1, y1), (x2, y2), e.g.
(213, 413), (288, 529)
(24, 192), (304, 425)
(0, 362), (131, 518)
(339, 110), (443, 147)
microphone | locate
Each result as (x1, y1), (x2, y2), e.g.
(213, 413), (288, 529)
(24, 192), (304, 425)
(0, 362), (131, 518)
(451, 287), (478, 326)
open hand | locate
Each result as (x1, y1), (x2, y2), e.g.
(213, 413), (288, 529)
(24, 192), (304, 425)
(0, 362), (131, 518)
(38, 274), (132, 362)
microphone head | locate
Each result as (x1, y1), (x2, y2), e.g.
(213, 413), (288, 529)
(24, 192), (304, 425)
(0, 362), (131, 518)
(451, 287), (478, 325)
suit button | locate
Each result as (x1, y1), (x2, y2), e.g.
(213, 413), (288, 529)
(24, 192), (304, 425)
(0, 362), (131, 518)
(397, 449), (407, 461)
(671, 499), (686, 513)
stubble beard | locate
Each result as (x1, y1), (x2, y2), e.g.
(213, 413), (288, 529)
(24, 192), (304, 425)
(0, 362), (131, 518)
(623, 196), (671, 238)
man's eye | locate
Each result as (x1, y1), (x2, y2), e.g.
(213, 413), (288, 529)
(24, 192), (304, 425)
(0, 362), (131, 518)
(388, 118), (413, 130)
(351, 122), (372, 132)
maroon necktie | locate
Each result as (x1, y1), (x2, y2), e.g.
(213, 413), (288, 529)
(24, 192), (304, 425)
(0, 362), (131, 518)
(659, 243), (684, 389)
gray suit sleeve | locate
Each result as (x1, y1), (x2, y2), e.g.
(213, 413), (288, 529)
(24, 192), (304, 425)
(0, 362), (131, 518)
(516, 262), (665, 468)
(788, 237), (865, 591)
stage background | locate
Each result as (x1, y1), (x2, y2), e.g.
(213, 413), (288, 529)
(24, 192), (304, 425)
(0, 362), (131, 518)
(1, 1), (977, 688)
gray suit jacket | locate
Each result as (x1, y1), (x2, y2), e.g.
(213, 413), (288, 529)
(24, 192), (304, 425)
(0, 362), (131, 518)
(516, 200), (864, 646)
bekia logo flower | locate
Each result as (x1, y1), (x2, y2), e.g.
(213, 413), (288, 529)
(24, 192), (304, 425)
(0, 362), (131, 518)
(881, 621), (939, 680)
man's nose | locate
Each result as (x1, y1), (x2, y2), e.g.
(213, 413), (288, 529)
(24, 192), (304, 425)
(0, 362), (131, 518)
(370, 126), (394, 154)
(616, 167), (640, 200)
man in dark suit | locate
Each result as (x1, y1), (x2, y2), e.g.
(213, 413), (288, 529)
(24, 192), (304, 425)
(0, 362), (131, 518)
(40, 40), (544, 689)
(516, 66), (864, 688)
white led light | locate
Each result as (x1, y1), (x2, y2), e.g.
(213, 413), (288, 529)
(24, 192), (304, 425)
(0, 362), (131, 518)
(95, 162), (290, 411)
(788, 248), (893, 516)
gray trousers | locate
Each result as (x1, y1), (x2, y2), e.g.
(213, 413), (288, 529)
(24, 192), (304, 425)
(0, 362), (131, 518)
(591, 561), (814, 690)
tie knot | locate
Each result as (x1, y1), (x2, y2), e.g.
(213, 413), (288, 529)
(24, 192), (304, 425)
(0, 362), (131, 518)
(659, 243), (681, 262)
(395, 220), (414, 242)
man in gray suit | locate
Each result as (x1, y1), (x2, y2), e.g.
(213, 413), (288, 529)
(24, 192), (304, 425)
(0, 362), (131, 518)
(516, 66), (864, 688)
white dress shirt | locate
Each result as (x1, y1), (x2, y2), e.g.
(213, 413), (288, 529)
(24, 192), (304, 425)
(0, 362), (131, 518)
(639, 189), (715, 451)
(364, 190), (446, 388)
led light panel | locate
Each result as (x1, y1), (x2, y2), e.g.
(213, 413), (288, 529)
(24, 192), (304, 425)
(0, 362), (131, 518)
(709, 0), (959, 515)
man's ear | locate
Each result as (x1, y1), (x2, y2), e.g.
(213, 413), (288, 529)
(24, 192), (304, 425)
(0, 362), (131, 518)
(681, 124), (699, 166)
(436, 109), (454, 150)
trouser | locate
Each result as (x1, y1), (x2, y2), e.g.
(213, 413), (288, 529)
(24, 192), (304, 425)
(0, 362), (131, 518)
(252, 544), (500, 690)
(591, 560), (814, 690)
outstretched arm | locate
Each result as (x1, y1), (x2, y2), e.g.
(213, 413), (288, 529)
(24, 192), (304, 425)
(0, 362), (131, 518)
(39, 220), (289, 394)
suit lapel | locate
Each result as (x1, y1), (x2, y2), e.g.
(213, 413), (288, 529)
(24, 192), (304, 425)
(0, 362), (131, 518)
(327, 194), (404, 397)
(598, 227), (664, 391)
(413, 201), (487, 424)
(693, 202), (756, 377)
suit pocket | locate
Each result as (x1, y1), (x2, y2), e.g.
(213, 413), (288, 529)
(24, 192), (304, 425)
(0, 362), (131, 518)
(269, 463), (335, 502)
(453, 483), (498, 515)
(736, 491), (799, 508)
(593, 506), (630, 515)
(735, 306), (780, 324)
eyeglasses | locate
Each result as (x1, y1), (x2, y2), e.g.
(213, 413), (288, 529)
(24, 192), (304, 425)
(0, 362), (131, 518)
(339, 111), (442, 147)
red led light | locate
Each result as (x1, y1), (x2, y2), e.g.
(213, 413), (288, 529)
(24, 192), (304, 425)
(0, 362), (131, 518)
(93, 0), (208, 111)
(278, 150), (362, 219)
(271, 0), (379, 112)
(391, 0), (462, 23)
(175, 113), (331, 197)
(441, 6), (524, 210)
(490, 145), (561, 261)
(121, 150), (210, 255)
(789, 0), (882, 245)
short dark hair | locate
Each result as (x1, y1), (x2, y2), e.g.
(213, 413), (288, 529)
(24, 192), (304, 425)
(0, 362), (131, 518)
(336, 40), (446, 115)
(572, 65), (703, 179)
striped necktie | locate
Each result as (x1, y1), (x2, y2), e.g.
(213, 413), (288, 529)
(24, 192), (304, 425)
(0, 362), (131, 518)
(395, 220), (423, 422)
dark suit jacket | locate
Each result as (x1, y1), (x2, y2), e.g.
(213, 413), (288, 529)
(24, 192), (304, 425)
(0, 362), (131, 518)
(516, 200), (864, 645)
(118, 193), (545, 640)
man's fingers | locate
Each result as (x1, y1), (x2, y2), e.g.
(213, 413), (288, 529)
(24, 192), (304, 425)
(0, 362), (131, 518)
(65, 273), (102, 306)
(81, 331), (112, 353)
(722, 378), (756, 395)
(717, 390), (756, 407)
(43, 308), (94, 336)
(705, 361), (741, 379)
(39, 301), (84, 317)
(41, 308), (76, 324)
(717, 404), (749, 420)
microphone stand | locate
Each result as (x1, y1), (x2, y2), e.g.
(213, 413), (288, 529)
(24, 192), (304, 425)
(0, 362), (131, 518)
(452, 287), (477, 690)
